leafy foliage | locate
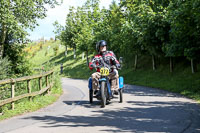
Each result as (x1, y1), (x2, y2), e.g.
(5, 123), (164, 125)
(0, 0), (61, 43)
(57, 0), (200, 72)
(166, 0), (200, 60)
(0, 0), (61, 77)
(53, 21), (64, 40)
(0, 57), (11, 80)
(4, 43), (32, 76)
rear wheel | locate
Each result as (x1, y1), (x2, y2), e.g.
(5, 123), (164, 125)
(100, 81), (107, 108)
(89, 90), (93, 103)
(119, 88), (123, 103)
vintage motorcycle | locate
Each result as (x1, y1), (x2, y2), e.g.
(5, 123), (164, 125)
(88, 65), (124, 108)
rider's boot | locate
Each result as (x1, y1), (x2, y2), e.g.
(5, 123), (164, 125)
(94, 90), (98, 95)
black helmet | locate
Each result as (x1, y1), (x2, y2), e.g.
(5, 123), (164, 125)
(96, 40), (107, 52)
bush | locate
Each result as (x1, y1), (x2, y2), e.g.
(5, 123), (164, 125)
(53, 45), (59, 56)
(4, 43), (32, 77)
(0, 57), (11, 80)
(45, 50), (48, 56)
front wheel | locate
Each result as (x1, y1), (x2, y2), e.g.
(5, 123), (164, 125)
(100, 81), (107, 108)
(89, 90), (93, 103)
(119, 88), (123, 103)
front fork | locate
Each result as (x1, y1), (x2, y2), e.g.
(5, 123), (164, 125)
(106, 79), (112, 97)
(99, 77), (112, 98)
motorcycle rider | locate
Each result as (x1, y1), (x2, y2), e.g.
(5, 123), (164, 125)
(89, 40), (121, 95)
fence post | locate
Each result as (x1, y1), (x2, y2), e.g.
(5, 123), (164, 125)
(50, 72), (53, 92)
(11, 82), (15, 110)
(46, 76), (49, 94)
(39, 77), (42, 90)
(27, 80), (32, 101)
(60, 63), (63, 74)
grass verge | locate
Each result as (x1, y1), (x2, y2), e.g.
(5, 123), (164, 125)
(0, 72), (62, 121)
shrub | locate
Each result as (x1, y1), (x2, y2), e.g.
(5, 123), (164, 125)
(0, 57), (11, 80)
(4, 43), (32, 77)
(53, 46), (59, 56)
(45, 50), (48, 56)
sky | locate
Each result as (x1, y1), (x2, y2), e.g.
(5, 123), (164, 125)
(28, 0), (116, 41)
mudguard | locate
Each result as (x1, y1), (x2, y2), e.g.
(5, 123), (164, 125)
(99, 78), (106, 81)
(99, 78), (112, 97)
(88, 77), (92, 90)
(107, 80), (112, 97)
(119, 76), (124, 89)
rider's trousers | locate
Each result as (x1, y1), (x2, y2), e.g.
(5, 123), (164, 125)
(91, 70), (119, 91)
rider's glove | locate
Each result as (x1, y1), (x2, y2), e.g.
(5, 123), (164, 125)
(116, 64), (121, 69)
(90, 63), (96, 68)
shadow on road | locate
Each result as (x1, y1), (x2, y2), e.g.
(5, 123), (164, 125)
(63, 100), (101, 108)
(124, 84), (184, 98)
(23, 85), (200, 133)
(24, 100), (200, 133)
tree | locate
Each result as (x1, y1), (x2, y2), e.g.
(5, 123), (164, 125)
(76, 0), (102, 64)
(61, 7), (78, 58)
(0, 0), (61, 58)
(61, 0), (102, 61)
(166, 0), (200, 73)
(53, 20), (64, 40)
(120, 0), (147, 69)
(60, 0), (200, 73)
(120, 0), (171, 70)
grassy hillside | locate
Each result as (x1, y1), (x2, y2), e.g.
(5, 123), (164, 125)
(26, 40), (65, 70)
(121, 63), (200, 101)
(28, 40), (93, 78)
(27, 40), (200, 103)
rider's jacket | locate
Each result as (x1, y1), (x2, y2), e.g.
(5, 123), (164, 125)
(89, 51), (120, 72)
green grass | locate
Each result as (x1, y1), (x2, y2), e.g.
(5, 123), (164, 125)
(118, 56), (200, 102)
(0, 80), (62, 121)
(30, 40), (66, 69)
(120, 66), (200, 101)
(29, 40), (93, 78)
(0, 94), (58, 121)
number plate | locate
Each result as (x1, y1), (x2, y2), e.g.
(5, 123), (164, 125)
(100, 67), (109, 76)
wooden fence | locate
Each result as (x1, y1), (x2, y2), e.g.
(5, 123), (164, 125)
(0, 70), (54, 110)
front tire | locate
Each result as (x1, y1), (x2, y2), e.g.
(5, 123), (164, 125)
(100, 81), (107, 108)
(119, 88), (123, 103)
(89, 90), (93, 103)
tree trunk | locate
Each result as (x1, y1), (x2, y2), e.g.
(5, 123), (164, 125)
(82, 52), (85, 60)
(86, 50), (89, 66)
(0, 45), (4, 59)
(191, 59), (195, 74)
(0, 24), (7, 59)
(170, 57), (173, 73)
(152, 55), (156, 71)
(134, 54), (138, 70)
(73, 47), (76, 59)
(65, 45), (68, 56)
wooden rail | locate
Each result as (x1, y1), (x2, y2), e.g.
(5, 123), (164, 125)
(0, 70), (54, 110)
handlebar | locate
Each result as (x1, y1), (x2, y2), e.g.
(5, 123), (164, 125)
(95, 65), (117, 72)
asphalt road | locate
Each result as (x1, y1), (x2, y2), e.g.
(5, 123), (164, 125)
(0, 78), (200, 133)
